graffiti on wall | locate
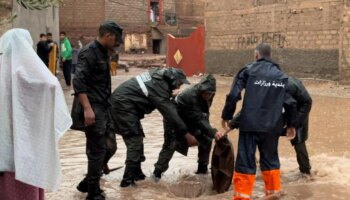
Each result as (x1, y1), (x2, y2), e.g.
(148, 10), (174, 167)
(237, 32), (287, 48)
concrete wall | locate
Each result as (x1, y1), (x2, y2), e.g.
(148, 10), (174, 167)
(0, 0), (12, 36)
(11, 0), (59, 50)
(205, 0), (343, 80)
(339, 2), (350, 84)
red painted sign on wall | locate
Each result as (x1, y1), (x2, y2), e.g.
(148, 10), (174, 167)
(166, 26), (205, 76)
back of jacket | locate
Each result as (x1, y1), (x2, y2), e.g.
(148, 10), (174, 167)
(109, 68), (188, 135)
(176, 74), (217, 138)
(222, 58), (297, 133)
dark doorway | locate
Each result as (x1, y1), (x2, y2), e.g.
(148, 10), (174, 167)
(152, 39), (161, 54)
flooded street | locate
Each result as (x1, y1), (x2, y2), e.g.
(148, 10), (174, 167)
(47, 68), (350, 200)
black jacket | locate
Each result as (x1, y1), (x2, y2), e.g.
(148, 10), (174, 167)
(222, 58), (297, 133)
(176, 74), (217, 138)
(109, 68), (188, 136)
(36, 41), (50, 66)
(73, 40), (111, 106)
(287, 76), (312, 143)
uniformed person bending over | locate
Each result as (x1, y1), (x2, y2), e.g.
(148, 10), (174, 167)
(153, 74), (224, 180)
(108, 67), (196, 187)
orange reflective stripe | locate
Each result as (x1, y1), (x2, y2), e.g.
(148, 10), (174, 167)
(232, 171), (256, 200)
(262, 169), (281, 193)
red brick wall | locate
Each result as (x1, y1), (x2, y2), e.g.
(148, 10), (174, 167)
(105, 0), (149, 34)
(59, 0), (105, 46)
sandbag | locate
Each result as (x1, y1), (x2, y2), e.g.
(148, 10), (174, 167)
(211, 136), (235, 193)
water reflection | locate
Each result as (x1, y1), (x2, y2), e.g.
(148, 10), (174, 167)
(47, 70), (350, 199)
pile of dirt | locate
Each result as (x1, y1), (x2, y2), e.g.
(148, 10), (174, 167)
(119, 53), (166, 69)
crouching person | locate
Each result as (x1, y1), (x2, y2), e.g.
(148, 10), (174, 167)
(153, 74), (224, 180)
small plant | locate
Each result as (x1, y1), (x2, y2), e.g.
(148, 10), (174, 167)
(16, 0), (62, 10)
(0, 0), (62, 25)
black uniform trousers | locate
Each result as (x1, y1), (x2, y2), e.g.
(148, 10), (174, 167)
(84, 105), (113, 188)
(154, 122), (212, 173)
(62, 59), (72, 86)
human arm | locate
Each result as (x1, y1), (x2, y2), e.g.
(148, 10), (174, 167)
(73, 49), (96, 126)
(221, 67), (248, 128)
(294, 80), (312, 126)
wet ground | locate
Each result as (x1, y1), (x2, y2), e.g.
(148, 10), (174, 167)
(47, 68), (350, 200)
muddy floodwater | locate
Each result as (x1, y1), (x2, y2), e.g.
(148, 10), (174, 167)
(47, 68), (350, 200)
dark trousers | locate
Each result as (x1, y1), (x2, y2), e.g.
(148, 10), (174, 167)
(293, 141), (311, 174)
(62, 60), (72, 86)
(122, 134), (145, 180)
(154, 125), (212, 173)
(84, 105), (109, 191)
(235, 131), (280, 174)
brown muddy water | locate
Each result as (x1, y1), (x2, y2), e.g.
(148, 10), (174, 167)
(47, 68), (350, 200)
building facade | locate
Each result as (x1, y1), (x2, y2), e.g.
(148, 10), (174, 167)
(205, 0), (350, 82)
(59, 0), (204, 54)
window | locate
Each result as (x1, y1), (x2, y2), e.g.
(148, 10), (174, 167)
(149, 0), (162, 24)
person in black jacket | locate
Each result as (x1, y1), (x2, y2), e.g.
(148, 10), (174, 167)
(153, 74), (223, 180)
(108, 67), (196, 187)
(286, 76), (312, 175)
(221, 43), (297, 200)
(36, 33), (52, 67)
(72, 21), (123, 200)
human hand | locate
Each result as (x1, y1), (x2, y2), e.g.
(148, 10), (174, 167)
(214, 130), (225, 141)
(184, 133), (198, 147)
(286, 127), (296, 140)
(221, 119), (230, 129)
(172, 89), (181, 97)
(84, 107), (95, 126)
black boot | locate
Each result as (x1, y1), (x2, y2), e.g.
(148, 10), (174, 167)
(77, 178), (88, 193)
(152, 168), (162, 182)
(120, 177), (136, 187)
(195, 164), (208, 174)
(86, 183), (105, 200)
(120, 166), (137, 187)
(134, 166), (146, 181)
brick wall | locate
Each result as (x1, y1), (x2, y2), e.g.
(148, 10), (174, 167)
(205, 0), (343, 80)
(59, 0), (105, 46)
(105, 0), (149, 34)
(175, 0), (204, 27)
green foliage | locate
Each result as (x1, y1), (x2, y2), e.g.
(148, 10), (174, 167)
(0, 13), (17, 25)
(0, 0), (62, 25)
(16, 0), (62, 10)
